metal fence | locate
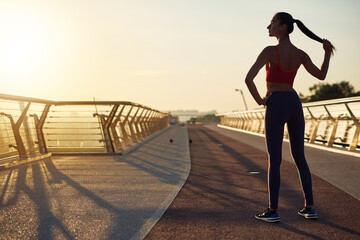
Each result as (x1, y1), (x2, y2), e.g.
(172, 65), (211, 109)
(218, 96), (360, 151)
(0, 94), (170, 160)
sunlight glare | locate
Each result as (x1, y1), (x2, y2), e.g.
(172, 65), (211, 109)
(0, 4), (50, 80)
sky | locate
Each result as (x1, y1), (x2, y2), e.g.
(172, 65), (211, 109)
(0, 0), (359, 113)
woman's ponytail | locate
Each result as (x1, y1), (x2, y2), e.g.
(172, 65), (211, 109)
(294, 19), (322, 43)
(294, 19), (335, 55)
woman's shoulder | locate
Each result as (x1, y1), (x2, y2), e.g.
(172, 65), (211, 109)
(261, 46), (277, 56)
(298, 49), (311, 63)
(264, 45), (277, 51)
(297, 48), (306, 54)
(294, 46), (308, 56)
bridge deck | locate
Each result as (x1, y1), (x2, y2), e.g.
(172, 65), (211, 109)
(146, 125), (360, 239)
(0, 126), (190, 240)
(1, 124), (359, 239)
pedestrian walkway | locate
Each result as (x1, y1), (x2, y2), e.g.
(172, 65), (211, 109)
(0, 125), (190, 240)
(146, 125), (360, 239)
(206, 124), (360, 200)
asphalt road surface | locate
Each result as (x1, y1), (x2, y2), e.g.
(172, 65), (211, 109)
(146, 125), (360, 240)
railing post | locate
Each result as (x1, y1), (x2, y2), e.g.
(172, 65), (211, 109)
(245, 113), (251, 131)
(345, 103), (360, 151)
(256, 112), (262, 133)
(110, 105), (126, 151)
(151, 112), (158, 133)
(242, 113), (248, 130)
(260, 112), (265, 134)
(307, 107), (319, 144)
(228, 116), (233, 127)
(323, 105), (338, 147)
(19, 102), (35, 154)
(136, 108), (146, 140)
(238, 114), (243, 129)
(93, 104), (119, 152)
(220, 116), (224, 125)
(148, 112), (156, 134)
(155, 112), (161, 132)
(224, 116), (229, 127)
(143, 110), (152, 137)
(235, 114), (240, 129)
(250, 113), (257, 132)
(129, 107), (140, 143)
(120, 106), (133, 146)
(30, 104), (51, 154)
(223, 116), (228, 126)
(233, 116), (237, 128)
(0, 102), (31, 158)
(227, 115), (232, 127)
(145, 111), (153, 135)
(232, 115), (237, 128)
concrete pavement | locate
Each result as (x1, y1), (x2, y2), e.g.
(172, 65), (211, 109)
(0, 125), (190, 240)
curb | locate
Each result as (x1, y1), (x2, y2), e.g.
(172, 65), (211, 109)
(121, 127), (171, 155)
(0, 153), (53, 170)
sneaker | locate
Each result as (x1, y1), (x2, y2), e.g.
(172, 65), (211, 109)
(298, 207), (318, 219)
(255, 208), (280, 223)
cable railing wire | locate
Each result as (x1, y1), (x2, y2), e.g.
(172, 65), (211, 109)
(218, 96), (360, 151)
(0, 93), (170, 160)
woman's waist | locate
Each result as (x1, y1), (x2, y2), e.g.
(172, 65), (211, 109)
(266, 82), (295, 95)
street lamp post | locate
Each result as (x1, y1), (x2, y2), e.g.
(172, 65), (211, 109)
(235, 89), (248, 111)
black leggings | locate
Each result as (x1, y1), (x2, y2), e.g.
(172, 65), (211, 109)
(265, 91), (314, 209)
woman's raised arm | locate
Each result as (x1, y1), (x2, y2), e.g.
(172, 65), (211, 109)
(302, 40), (333, 80)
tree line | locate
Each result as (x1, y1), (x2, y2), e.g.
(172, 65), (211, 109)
(299, 80), (360, 103)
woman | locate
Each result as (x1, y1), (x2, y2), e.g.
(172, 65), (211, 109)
(245, 12), (334, 223)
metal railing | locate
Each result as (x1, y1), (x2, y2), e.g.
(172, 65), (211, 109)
(0, 94), (170, 160)
(218, 96), (360, 151)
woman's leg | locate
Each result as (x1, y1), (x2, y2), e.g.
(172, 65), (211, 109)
(265, 104), (286, 210)
(287, 102), (314, 207)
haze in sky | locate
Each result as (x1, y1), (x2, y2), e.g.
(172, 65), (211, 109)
(0, 0), (359, 112)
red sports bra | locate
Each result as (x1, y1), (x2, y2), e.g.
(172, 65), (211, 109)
(266, 46), (301, 84)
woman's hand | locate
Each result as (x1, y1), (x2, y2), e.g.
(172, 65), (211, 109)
(258, 93), (272, 106)
(323, 39), (335, 55)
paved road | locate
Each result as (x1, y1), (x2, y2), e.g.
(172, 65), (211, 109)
(0, 126), (190, 240)
(206, 124), (360, 200)
(146, 125), (360, 240)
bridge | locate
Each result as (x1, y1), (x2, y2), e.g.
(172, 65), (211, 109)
(0, 94), (359, 239)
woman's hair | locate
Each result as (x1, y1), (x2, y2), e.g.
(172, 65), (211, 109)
(275, 12), (335, 54)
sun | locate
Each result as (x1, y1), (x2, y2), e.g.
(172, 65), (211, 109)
(0, 4), (50, 83)
(4, 36), (39, 69)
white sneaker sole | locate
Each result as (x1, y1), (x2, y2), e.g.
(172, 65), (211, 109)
(255, 215), (280, 223)
(298, 212), (318, 219)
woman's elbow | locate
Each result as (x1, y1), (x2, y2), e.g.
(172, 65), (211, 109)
(245, 80), (252, 87)
(314, 72), (326, 80)
(245, 76), (254, 85)
(318, 74), (326, 81)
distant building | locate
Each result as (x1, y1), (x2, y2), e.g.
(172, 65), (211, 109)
(169, 115), (179, 125)
(166, 110), (217, 122)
